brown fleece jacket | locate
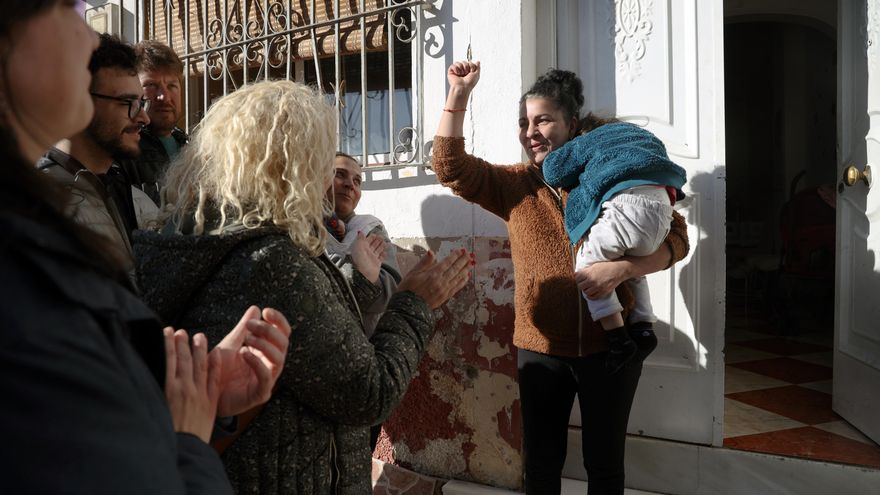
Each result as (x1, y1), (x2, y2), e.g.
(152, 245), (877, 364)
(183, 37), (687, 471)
(432, 136), (690, 357)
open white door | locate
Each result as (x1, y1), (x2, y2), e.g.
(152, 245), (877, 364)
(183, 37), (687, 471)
(834, 0), (880, 445)
(556, 0), (726, 445)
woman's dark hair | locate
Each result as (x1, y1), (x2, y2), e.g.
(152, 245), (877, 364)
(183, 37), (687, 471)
(0, 1), (59, 39)
(0, 1), (61, 110)
(0, 1), (65, 155)
(521, 69), (584, 121)
(521, 68), (617, 135)
(0, 1), (128, 282)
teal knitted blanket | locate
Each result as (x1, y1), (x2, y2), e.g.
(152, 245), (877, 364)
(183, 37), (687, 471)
(542, 122), (686, 245)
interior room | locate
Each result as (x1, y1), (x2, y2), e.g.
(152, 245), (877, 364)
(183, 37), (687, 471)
(723, 15), (880, 468)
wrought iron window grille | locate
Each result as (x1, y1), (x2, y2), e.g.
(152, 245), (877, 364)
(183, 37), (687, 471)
(137, 0), (434, 177)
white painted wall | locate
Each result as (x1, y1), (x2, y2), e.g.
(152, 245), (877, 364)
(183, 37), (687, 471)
(84, 0), (139, 42)
(357, 0), (536, 239)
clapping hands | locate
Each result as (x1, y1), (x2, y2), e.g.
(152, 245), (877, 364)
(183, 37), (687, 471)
(397, 248), (473, 309)
(163, 306), (291, 442)
(350, 231), (386, 284)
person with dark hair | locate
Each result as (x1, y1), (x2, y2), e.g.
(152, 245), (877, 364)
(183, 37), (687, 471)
(432, 62), (690, 494)
(0, 3), (291, 493)
(38, 33), (152, 277)
(122, 39), (187, 204)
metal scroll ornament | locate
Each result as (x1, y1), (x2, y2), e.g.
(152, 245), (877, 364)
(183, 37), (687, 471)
(390, 0), (417, 43)
(393, 126), (420, 164)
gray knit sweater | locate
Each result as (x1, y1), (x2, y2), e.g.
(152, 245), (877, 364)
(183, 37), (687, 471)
(133, 225), (436, 495)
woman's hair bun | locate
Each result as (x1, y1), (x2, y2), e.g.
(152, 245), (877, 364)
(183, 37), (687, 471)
(540, 69), (584, 108)
(522, 68), (585, 119)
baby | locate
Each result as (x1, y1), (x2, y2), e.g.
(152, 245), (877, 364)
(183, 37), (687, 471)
(543, 122), (686, 374)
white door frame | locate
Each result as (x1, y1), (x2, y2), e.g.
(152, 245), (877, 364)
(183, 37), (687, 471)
(544, 0), (727, 447)
(833, 0), (880, 445)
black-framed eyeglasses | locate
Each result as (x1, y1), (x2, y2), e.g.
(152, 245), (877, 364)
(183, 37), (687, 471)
(90, 92), (151, 120)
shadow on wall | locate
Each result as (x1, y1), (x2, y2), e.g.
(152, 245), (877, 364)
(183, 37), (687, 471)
(674, 167), (722, 365)
(566, 170), (719, 444)
(423, 0), (455, 63)
(420, 194), (476, 250)
(381, 193), (478, 265)
(361, 165), (438, 192)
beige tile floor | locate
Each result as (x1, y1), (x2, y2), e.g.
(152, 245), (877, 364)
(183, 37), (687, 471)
(724, 365), (788, 393)
(813, 420), (878, 446)
(790, 351), (833, 367)
(723, 398), (806, 438)
(723, 320), (880, 466)
(799, 379), (832, 394)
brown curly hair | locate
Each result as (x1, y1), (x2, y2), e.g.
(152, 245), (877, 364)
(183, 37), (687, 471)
(134, 39), (183, 79)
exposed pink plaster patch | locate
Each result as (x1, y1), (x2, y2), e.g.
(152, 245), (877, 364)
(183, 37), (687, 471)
(380, 237), (522, 489)
(380, 354), (472, 454)
(487, 239), (512, 261)
(476, 299), (517, 376)
(373, 428), (395, 462)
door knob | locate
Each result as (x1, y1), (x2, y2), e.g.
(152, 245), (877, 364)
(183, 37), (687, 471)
(843, 165), (872, 187)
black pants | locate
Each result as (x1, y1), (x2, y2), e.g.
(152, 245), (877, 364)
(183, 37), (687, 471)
(518, 346), (647, 495)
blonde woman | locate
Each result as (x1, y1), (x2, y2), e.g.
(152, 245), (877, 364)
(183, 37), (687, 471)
(133, 80), (471, 494)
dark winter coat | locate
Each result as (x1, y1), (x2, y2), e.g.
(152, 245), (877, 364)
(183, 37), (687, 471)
(0, 211), (231, 494)
(121, 126), (188, 205)
(37, 147), (134, 266)
(134, 225), (436, 495)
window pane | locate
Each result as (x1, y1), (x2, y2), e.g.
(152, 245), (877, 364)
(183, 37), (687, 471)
(339, 88), (413, 156)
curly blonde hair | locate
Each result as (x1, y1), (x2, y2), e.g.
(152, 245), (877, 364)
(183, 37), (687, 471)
(162, 80), (336, 255)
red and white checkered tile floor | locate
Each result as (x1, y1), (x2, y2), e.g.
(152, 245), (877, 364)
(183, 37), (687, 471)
(723, 313), (880, 468)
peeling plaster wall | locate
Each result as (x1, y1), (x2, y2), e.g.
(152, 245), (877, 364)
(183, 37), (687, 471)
(357, 1), (536, 489)
(375, 238), (520, 489)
